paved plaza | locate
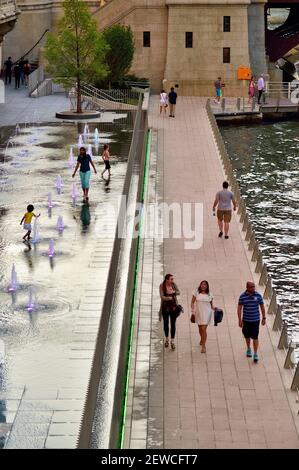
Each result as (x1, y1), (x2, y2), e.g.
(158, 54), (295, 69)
(123, 96), (299, 449)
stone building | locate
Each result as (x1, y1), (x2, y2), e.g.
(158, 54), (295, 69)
(0, 0), (20, 66)
(2, 0), (268, 95)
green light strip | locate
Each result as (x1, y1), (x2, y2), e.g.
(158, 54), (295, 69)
(118, 128), (151, 448)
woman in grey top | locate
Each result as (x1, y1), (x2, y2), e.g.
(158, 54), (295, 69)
(212, 181), (236, 239)
(159, 274), (180, 350)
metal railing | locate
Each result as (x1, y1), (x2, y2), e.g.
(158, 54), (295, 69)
(81, 83), (140, 104)
(206, 98), (299, 398)
(28, 65), (44, 95)
(77, 95), (148, 448)
(265, 81), (298, 99)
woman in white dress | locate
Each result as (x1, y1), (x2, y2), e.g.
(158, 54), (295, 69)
(159, 89), (168, 115)
(191, 280), (215, 353)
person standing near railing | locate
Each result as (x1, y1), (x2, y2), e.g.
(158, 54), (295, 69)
(248, 76), (256, 105)
(257, 74), (265, 105)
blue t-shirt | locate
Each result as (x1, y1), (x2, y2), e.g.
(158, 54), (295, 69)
(77, 154), (91, 173)
(238, 291), (264, 322)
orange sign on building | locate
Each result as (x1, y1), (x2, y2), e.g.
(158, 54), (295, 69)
(237, 66), (251, 80)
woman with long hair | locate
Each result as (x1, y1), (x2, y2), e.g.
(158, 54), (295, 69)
(159, 274), (180, 350)
(191, 280), (215, 353)
(248, 76), (256, 105)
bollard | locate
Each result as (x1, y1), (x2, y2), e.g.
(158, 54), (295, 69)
(284, 343), (297, 369)
(245, 222), (253, 242)
(251, 243), (259, 262)
(259, 263), (268, 286)
(278, 323), (288, 350)
(264, 275), (273, 300)
(248, 232), (257, 251)
(273, 305), (283, 332)
(267, 290), (277, 314)
(237, 97), (241, 111)
(252, 97), (256, 112)
(255, 252), (263, 274)
(291, 362), (299, 392)
(221, 98), (226, 112)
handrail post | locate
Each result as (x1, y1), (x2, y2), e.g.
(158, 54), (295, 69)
(278, 323), (288, 350)
(284, 343), (296, 369)
(273, 305), (283, 331)
(291, 362), (299, 391)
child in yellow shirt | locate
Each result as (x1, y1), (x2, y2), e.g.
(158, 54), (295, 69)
(20, 204), (40, 241)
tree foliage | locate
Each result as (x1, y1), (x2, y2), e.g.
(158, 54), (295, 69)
(44, 0), (108, 112)
(103, 24), (135, 85)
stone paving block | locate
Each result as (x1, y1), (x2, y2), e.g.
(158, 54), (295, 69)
(49, 422), (80, 436)
(45, 436), (77, 449)
(51, 411), (82, 423)
(6, 435), (46, 449)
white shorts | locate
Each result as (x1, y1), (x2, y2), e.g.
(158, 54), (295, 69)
(23, 223), (32, 230)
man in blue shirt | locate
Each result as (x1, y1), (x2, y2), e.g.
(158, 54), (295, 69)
(238, 281), (266, 363)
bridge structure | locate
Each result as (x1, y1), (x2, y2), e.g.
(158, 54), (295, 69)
(265, 0), (299, 64)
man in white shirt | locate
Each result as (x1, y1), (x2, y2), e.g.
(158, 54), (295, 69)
(257, 75), (265, 104)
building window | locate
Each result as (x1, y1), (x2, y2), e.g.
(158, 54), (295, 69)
(223, 47), (230, 63)
(185, 32), (193, 48)
(143, 31), (150, 48)
(223, 16), (231, 32)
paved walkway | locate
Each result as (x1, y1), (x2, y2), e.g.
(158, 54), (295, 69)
(0, 85), (70, 126)
(123, 96), (299, 449)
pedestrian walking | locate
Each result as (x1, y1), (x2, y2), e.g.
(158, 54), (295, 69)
(101, 144), (111, 178)
(159, 274), (181, 350)
(20, 204), (40, 241)
(159, 89), (168, 115)
(72, 147), (97, 202)
(214, 77), (223, 103)
(19, 59), (26, 85)
(4, 57), (13, 85)
(168, 87), (177, 117)
(212, 181), (236, 239)
(238, 281), (266, 363)
(191, 280), (215, 353)
(23, 60), (31, 87)
(14, 63), (21, 89)
(257, 74), (265, 105)
(248, 76), (256, 105)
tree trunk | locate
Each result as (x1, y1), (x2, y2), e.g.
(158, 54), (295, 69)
(77, 77), (82, 114)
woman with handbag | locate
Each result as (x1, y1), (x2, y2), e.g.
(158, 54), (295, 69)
(159, 274), (180, 350)
(191, 280), (215, 353)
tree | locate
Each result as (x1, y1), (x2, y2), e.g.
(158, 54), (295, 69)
(45, 0), (108, 113)
(103, 24), (134, 86)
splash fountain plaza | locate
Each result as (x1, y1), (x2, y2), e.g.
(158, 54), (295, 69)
(0, 91), (135, 448)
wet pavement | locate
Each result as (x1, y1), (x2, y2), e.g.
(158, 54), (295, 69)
(0, 115), (134, 448)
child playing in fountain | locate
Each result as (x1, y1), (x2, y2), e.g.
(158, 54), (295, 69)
(20, 205), (40, 241)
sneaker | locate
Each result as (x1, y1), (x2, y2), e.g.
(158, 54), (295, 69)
(218, 231), (223, 238)
(253, 353), (259, 363)
(164, 339), (169, 348)
(171, 341), (175, 350)
(246, 348), (252, 358)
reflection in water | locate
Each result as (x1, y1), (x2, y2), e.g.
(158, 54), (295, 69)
(221, 121), (299, 344)
(80, 203), (91, 231)
(103, 176), (111, 193)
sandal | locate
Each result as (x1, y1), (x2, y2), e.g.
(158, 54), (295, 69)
(201, 346), (206, 353)
(171, 341), (176, 350)
(164, 339), (169, 348)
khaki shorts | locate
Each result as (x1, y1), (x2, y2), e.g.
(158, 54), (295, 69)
(217, 210), (232, 222)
